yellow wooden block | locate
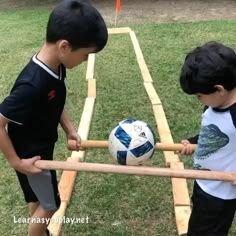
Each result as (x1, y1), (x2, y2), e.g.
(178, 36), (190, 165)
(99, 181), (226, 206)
(174, 206), (191, 235)
(108, 27), (131, 34)
(59, 171), (77, 202)
(153, 105), (179, 163)
(86, 53), (95, 80)
(129, 31), (153, 82)
(48, 201), (68, 236)
(78, 97), (95, 140)
(88, 79), (96, 98)
(144, 82), (161, 104)
(171, 162), (191, 206)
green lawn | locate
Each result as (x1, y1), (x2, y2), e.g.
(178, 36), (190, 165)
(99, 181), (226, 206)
(1, 10), (236, 236)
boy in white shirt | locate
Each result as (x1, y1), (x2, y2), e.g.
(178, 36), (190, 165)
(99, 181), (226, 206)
(179, 41), (236, 236)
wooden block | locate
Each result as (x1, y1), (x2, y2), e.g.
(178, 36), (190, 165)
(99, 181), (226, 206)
(86, 53), (95, 80)
(143, 82), (161, 105)
(129, 30), (143, 60)
(70, 150), (85, 160)
(164, 153), (179, 166)
(77, 97), (95, 140)
(152, 105), (173, 143)
(55, 98), (95, 198)
(137, 58), (153, 82)
(129, 31), (153, 82)
(57, 97), (96, 200)
(48, 97), (96, 234)
(47, 201), (68, 236)
(171, 162), (191, 206)
(108, 27), (131, 34)
(174, 206), (191, 235)
(152, 104), (179, 163)
(59, 171), (78, 202)
(87, 79), (96, 98)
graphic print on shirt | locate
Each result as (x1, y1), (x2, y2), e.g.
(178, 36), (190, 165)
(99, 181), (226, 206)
(48, 90), (56, 100)
(194, 124), (229, 161)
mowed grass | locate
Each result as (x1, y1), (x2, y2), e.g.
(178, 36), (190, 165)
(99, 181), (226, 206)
(1, 10), (236, 236)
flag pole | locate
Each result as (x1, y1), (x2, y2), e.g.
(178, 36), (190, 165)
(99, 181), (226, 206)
(115, 9), (118, 26)
(115, 0), (120, 26)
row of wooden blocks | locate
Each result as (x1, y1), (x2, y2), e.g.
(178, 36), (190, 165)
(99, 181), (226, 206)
(48, 27), (191, 236)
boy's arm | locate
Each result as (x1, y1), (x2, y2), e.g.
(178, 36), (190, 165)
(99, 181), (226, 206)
(0, 115), (41, 175)
(179, 107), (205, 155)
(60, 109), (83, 151)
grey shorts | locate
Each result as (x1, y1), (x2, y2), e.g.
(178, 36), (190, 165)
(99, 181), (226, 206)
(16, 170), (61, 211)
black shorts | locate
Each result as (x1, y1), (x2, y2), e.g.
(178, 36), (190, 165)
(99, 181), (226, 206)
(16, 169), (61, 211)
(187, 181), (236, 236)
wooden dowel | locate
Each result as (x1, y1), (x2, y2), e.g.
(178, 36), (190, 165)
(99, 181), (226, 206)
(155, 143), (196, 152)
(68, 140), (108, 149)
(68, 139), (196, 151)
(35, 160), (236, 182)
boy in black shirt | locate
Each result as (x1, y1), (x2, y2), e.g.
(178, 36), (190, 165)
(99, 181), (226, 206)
(0, 1), (108, 235)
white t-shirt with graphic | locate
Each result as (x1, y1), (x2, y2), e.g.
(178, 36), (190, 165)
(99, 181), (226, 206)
(194, 104), (236, 199)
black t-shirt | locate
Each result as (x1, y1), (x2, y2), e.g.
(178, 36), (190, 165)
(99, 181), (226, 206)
(0, 55), (66, 158)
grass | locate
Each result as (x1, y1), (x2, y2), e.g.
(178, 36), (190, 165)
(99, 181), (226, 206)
(1, 9), (236, 236)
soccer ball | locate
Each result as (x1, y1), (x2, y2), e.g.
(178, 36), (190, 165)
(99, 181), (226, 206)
(108, 118), (156, 165)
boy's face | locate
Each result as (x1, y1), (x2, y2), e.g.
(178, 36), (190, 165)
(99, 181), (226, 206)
(195, 85), (234, 108)
(196, 92), (222, 108)
(58, 40), (97, 69)
(66, 47), (97, 69)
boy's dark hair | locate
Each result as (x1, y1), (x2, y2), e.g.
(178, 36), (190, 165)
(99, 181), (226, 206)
(180, 41), (236, 94)
(46, 0), (108, 52)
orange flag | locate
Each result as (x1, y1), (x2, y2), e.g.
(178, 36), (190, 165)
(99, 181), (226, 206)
(116, 0), (121, 12)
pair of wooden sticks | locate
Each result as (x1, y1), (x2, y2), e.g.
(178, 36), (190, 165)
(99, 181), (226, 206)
(34, 140), (236, 182)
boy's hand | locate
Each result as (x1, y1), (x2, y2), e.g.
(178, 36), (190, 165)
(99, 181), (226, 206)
(176, 140), (195, 155)
(11, 156), (42, 175)
(66, 132), (84, 151)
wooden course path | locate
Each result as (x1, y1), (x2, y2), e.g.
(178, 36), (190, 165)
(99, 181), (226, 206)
(47, 27), (191, 235)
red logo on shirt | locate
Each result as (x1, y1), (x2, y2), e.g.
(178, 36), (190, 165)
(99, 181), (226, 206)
(48, 90), (56, 100)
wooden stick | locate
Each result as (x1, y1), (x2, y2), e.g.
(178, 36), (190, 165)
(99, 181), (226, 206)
(68, 139), (196, 152)
(35, 160), (236, 182)
(68, 140), (108, 149)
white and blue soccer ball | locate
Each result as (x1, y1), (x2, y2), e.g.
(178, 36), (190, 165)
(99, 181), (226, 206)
(108, 118), (156, 165)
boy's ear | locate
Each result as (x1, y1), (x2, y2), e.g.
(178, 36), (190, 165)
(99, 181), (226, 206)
(57, 40), (71, 52)
(214, 85), (225, 94)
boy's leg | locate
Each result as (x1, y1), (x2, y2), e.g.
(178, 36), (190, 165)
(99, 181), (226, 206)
(16, 169), (60, 236)
(187, 181), (236, 236)
(26, 170), (60, 236)
(215, 198), (236, 234)
(29, 202), (40, 217)
(28, 205), (56, 236)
